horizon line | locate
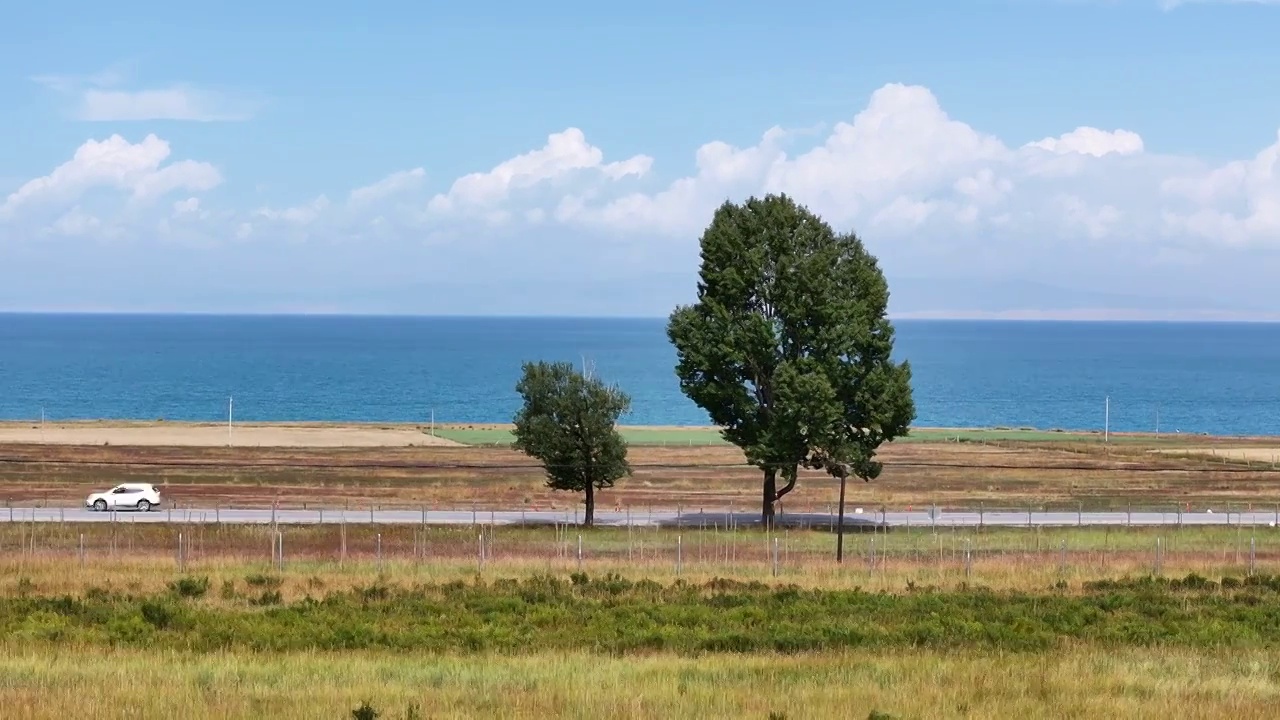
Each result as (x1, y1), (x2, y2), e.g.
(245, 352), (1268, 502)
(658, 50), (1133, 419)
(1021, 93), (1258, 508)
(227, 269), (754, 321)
(2, 309), (1280, 324)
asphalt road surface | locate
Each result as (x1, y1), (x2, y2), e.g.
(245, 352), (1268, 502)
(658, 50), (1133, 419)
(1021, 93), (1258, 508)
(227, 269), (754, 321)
(2, 506), (1278, 528)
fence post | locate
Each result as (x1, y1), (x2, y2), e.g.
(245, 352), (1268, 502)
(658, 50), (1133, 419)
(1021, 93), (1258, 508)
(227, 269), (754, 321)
(1250, 536), (1257, 576)
(79, 533), (85, 568)
(676, 535), (682, 575)
(577, 535), (583, 571)
(278, 531), (284, 572)
(1059, 539), (1067, 576)
(772, 537), (780, 577)
(376, 533), (382, 570)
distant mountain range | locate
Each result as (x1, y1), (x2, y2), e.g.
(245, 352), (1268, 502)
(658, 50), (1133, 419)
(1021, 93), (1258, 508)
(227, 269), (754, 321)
(884, 277), (1280, 322)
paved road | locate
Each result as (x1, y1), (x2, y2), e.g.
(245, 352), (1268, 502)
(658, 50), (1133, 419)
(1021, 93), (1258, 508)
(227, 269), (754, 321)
(1, 506), (1278, 528)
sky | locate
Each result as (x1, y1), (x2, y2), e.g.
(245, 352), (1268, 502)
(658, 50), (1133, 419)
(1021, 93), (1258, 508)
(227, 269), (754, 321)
(1, 0), (1279, 320)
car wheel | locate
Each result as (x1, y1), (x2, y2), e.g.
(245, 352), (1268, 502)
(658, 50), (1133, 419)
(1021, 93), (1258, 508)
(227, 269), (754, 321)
(93, 499), (107, 512)
(136, 499), (151, 512)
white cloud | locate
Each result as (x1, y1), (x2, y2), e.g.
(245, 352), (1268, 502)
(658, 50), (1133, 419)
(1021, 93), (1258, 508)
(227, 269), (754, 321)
(49, 206), (101, 237)
(255, 196), (331, 225)
(79, 87), (254, 122)
(34, 65), (256, 122)
(7, 84), (1278, 255)
(0, 134), (221, 220)
(525, 84), (1276, 251)
(349, 168), (426, 206)
(1159, 130), (1280, 245)
(427, 128), (652, 217)
(1025, 127), (1144, 157)
(4, 82), (1280, 316)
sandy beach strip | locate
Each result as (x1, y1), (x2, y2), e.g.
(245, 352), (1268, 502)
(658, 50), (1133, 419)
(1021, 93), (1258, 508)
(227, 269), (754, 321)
(0, 422), (463, 448)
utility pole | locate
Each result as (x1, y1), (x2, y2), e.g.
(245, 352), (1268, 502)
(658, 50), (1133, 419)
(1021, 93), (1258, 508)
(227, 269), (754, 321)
(1104, 395), (1110, 444)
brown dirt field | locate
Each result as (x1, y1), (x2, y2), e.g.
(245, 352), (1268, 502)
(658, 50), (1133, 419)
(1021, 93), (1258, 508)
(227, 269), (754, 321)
(3, 434), (1280, 513)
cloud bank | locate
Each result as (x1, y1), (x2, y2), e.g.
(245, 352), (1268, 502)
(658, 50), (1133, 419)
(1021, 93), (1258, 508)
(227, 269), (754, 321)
(2, 83), (1278, 316)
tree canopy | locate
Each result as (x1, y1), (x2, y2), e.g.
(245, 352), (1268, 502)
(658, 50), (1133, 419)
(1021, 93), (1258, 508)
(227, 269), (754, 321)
(511, 360), (632, 527)
(667, 194), (915, 526)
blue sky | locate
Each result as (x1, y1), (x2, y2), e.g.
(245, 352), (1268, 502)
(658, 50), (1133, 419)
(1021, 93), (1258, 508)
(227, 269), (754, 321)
(2, 0), (1279, 318)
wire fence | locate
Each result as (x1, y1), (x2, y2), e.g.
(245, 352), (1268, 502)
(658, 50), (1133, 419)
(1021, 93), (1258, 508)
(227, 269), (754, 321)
(5, 497), (1280, 526)
(3, 510), (1280, 585)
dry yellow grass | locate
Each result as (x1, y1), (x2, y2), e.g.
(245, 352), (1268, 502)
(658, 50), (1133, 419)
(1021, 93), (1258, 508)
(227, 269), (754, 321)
(6, 520), (1279, 596)
(1153, 446), (1280, 463)
(1, 536), (1272, 598)
(0, 646), (1277, 719)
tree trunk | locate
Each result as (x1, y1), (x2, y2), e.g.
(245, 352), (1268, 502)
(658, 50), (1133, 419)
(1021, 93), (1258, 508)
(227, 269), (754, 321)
(584, 482), (595, 528)
(835, 472), (848, 563)
(762, 467), (777, 528)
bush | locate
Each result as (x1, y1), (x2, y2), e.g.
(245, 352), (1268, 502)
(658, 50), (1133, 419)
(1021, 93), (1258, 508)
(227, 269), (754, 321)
(3, 574), (1280, 655)
(249, 590), (282, 606)
(245, 574), (283, 589)
(168, 576), (211, 599)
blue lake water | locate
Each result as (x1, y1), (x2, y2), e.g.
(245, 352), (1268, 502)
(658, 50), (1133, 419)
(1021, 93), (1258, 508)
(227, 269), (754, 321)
(1, 314), (1279, 436)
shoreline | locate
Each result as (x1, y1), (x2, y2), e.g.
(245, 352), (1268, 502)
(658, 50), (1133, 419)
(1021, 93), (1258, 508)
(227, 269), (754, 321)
(0, 418), (1267, 446)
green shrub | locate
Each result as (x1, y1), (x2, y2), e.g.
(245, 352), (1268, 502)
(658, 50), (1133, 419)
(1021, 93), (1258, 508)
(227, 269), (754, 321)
(168, 576), (211, 599)
(244, 573), (282, 589)
(249, 590), (282, 606)
(0, 574), (1278, 655)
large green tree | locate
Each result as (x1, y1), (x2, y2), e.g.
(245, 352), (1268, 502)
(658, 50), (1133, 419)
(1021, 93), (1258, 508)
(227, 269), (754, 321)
(512, 360), (632, 527)
(667, 194), (915, 528)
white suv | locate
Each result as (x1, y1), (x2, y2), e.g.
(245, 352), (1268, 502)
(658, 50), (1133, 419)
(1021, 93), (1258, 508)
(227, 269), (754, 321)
(86, 483), (161, 512)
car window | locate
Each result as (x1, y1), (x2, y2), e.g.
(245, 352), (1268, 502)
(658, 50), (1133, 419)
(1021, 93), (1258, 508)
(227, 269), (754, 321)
(112, 487), (133, 494)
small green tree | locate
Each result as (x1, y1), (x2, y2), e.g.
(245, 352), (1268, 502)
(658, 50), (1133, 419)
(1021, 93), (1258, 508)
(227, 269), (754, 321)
(512, 360), (632, 526)
(667, 194), (915, 529)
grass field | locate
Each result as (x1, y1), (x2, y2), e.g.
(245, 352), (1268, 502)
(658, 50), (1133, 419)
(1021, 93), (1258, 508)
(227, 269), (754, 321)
(428, 424), (1174, 446)
(5, 646), (1278, 719)
(9, 424), (1280, 717)
(8, 521), (1280, 717)
(6, 553), (1280, 717)
(5, 523), (1280, 594)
